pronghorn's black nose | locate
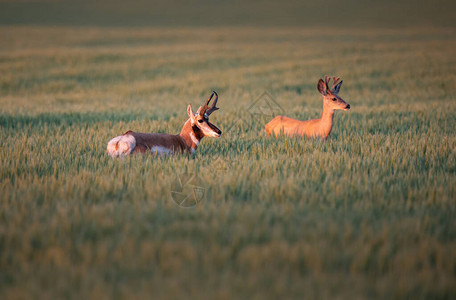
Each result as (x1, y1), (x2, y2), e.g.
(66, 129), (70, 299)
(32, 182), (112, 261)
(208, 122), (222, 135)
(346, 104), (350, 109)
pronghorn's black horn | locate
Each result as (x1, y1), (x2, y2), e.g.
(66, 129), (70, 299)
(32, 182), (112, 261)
(201, 91), (219, 117)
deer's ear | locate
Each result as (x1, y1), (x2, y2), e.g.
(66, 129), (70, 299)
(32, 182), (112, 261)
(318, 79), (327, 95)
(332, 80), (343, 94)
(187, 104), (195, 124)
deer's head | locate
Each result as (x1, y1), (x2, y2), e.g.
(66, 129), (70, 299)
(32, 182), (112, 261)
(318, 76), (350, 111)
(187, 91), (222, 138)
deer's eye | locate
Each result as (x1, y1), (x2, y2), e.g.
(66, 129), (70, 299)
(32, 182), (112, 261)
(332, 98), (337, 101)
(198, 119), (203, 123)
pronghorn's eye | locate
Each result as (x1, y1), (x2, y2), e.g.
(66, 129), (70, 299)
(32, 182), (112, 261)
(198, 119), (203, 123)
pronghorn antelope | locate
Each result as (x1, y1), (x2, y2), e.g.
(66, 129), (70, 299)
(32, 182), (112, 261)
(107, 91), (221, 157)
(265, 76), (350, 139)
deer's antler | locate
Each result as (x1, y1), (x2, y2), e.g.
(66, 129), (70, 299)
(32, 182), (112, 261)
(331, 77), (341, 90)
(324, 75), (330, 90)
(200, 91), (219, 117)
(324, 76), (342, 94)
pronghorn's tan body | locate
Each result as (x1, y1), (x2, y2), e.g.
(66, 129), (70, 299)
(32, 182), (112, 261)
(127, 131), (189, 154)
(107, 92), (221, 158)
(265, 76), (350, 139)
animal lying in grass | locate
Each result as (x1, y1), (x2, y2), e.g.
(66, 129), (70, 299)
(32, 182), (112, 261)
(265, 76), (350, 139)
(107, 91), (221, 157)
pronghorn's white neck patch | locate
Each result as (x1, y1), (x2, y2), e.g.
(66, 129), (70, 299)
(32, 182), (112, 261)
(190, 131), (200, 147)
(151, 146), (173, 156)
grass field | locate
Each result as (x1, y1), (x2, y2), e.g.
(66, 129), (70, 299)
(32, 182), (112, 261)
(1, 26), (456, 299)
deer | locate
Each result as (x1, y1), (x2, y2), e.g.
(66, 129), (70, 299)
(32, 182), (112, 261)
(107, 91), (221, 157)
(265, 76), (350, 139)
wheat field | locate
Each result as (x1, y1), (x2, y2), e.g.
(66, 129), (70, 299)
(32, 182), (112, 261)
(1, 26), (456, 299)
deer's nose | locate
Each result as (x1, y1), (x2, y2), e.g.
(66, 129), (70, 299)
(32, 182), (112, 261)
(346, 104), (350, 109)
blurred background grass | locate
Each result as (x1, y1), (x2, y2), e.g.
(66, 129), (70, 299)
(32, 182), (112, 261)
(1, 1), (456, 299)
(0, 0), (455, 28)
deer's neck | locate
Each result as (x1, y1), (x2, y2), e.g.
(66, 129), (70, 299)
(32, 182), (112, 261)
(179, 119), (203, 153)
(318, 101), (334, 139)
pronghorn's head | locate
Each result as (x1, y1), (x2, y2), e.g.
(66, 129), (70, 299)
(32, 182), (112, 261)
(318, 76), (350, 111)
(187, 91), (222, 138)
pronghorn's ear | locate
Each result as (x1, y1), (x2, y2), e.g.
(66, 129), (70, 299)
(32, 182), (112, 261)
(187, 104), (195, 123)
(195, 105), (203, 116)
(332, 80), (343, 94)
(318, 79), (327, 95)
